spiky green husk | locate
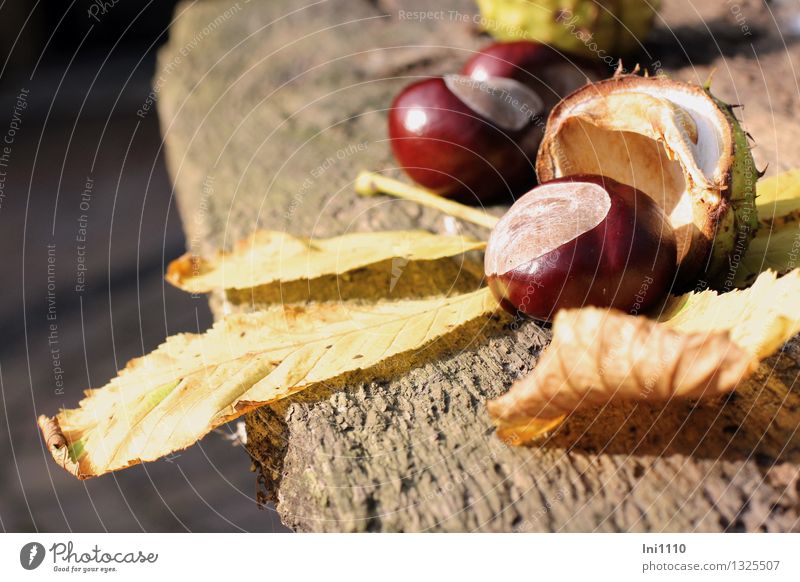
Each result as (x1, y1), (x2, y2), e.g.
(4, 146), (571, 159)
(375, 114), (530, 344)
(475, 0), (661, 59)
(536, 74), (760, 292)
(706, 96), (759, 290)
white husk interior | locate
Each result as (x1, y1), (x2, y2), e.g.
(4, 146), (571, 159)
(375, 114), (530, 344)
(549, 85), (727, 232)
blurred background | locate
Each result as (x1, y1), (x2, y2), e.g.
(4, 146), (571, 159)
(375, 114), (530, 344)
(0, 1), (287, 532)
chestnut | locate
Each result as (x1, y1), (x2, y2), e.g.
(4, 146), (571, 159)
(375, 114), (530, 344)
(485, 175), (677, 321)
(461, 41), (601, 109)
(388, 75), (543, 201)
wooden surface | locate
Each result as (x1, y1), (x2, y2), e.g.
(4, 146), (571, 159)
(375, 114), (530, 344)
(158, 0), (800, 531)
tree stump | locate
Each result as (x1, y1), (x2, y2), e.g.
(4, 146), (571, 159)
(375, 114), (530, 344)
(158, 0), (800, 531)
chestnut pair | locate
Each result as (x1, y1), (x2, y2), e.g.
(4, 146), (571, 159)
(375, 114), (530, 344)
(388, 41), (599, 203)
(387, 42), (676, 321)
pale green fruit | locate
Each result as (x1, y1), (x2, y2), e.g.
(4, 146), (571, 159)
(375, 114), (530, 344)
(476, 0), (661, 59)
(536, 73), (759, 290)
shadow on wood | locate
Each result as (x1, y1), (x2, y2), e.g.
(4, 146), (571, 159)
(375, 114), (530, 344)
(224, 254), (487, 308)
(540, 343), (800, 465)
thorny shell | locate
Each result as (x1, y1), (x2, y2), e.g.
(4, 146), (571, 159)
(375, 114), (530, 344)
(536, 73), (759, 290)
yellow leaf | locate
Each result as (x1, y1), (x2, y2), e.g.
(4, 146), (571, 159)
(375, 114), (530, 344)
(166, 230), (485, 293)
(663, 270), (800, 358)
(39, 288), (499, 479)
(734, 223), (800, 288)
(755, 169), (800, 227)
(734, 170), (800, 287)
(489, 269), (800, 444)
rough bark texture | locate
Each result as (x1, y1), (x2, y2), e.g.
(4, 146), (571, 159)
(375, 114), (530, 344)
(158, 0), (800, 531)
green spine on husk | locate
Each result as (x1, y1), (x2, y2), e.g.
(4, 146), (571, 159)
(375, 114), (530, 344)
(706, 94), (759, 290)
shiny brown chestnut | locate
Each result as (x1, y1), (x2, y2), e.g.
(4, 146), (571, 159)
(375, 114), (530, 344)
(485, 175), (677, 321)
(461, 41), (601, 109)
(388, 75), (543, 201)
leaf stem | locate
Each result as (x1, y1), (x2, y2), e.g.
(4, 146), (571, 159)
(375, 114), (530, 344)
(355, 171), (499, 230)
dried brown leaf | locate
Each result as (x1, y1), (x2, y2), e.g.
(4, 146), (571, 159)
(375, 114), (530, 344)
(489, 269), (800, 444)
(488, 308), (757, 445)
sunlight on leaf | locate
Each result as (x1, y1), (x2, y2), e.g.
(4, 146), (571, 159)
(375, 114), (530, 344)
(735, 170), (800, 287)
(166, 230), (485, 293)
(40, 288), (500, 479)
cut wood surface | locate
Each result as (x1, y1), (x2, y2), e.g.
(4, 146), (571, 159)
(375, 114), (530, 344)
(158, 0), (800, 531)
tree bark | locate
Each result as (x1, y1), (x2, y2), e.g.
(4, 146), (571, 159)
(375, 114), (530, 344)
(158, 0), (800, 531)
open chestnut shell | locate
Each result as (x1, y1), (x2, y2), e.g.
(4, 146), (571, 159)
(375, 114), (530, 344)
(485, 175), (678, 321)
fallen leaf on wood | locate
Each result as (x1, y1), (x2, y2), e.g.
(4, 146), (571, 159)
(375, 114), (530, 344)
(754, 169), (800, 228)
(735, 224), (800, 288)
(488, 308), (757, 445)
(489, 269), (800, 444)
(39, 288), (499, 479)
(660, 269), (800, 358)
(735, 170), (800, 287)
(166, 230), (485, 293)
